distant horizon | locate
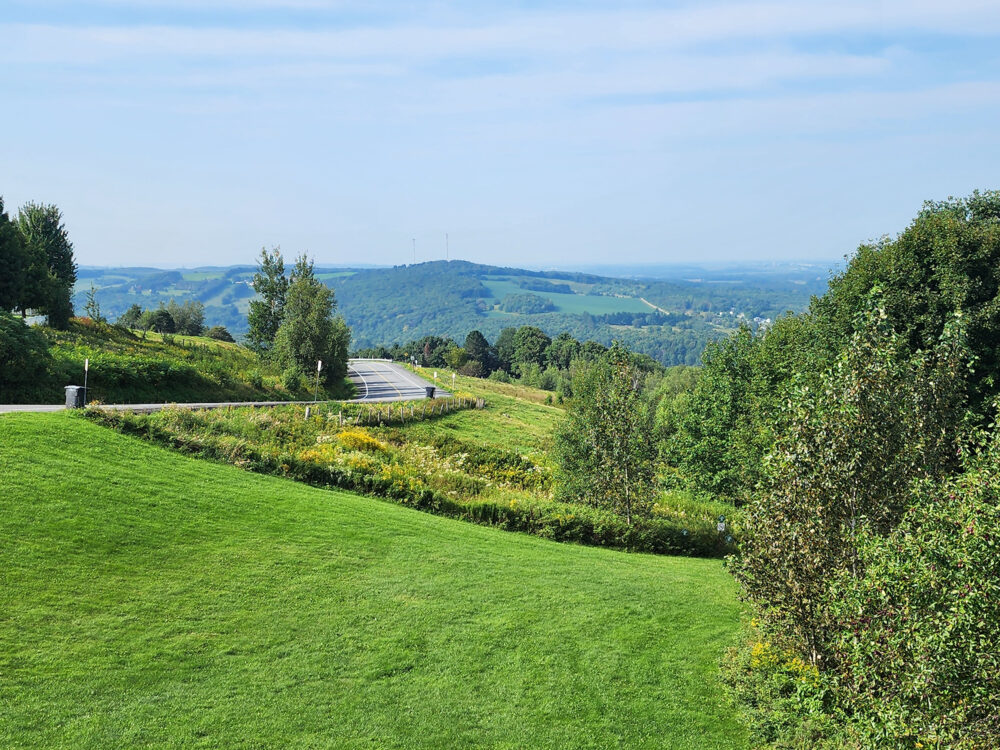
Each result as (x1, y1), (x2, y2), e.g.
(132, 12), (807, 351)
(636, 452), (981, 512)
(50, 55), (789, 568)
(74, 256), (845, 275)
(4, 1), (998, 268)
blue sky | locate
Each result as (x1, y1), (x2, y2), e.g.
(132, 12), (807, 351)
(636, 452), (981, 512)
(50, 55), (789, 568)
(2, 1), (999, 268)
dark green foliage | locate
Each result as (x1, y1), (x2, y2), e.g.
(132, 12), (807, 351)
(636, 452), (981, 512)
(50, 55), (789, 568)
(117, 303), (143, 329)
(517, 278), (574, 294)
(813, 190), (1000, 416)
(512, 326), (551, 368)
(0, 198), (28, 313)
(142, 307), (175, 334)
(166, 298), (205, 336)
(246, 246), (287, 355)
(272, 255), (350, 385)
(463, 329), (496, 373)
(546, 331), (580, 370)
(0, 312), (52, 399)
(500, 292), (556, 314)
(732, 307), (969, 667)
(494, 326), (517, 371)
(828, 430), (1000, 745)
(205, 325), (235, 343)
(667, 313), (818, 499)
(15, 202), (77, 328)
(555, 343), (657, 525)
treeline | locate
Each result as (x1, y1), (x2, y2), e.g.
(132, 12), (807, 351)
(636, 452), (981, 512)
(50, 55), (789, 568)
(113, 299), (234, 342)
(0, 198), (77, 328)
(657, 191), (1000, 746)
(355, 324), (662, 397)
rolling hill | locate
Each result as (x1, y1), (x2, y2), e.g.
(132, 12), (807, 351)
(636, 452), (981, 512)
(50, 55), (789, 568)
(76, 260), (829, 366)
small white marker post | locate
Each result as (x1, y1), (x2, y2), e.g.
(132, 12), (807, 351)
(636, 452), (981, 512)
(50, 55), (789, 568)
(314, 359), (323, 404)
(84, 358), (89, 404)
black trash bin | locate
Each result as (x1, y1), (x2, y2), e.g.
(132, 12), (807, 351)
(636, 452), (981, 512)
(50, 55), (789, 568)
(65, 385), (86, 409)
(425, 386), (435, 399)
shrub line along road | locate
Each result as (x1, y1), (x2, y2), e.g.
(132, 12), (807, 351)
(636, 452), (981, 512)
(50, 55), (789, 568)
(0, 359), (450, 414)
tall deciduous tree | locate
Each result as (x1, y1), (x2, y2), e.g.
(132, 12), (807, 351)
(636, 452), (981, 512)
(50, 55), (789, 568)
(246, 246), (288, 355)
(732, 304), (969, 667)
(554, 342), (656, 525)
(463, 330), (495, 373)
(272, 254), (350, 386)
(513, 325), (551, 369)
(16, 202), (77, 328)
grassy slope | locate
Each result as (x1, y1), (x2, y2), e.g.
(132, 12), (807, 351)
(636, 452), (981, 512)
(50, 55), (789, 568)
(11, 320), (349, 404)
(1, 413), (747, 749)
(397, 369), (564, 458)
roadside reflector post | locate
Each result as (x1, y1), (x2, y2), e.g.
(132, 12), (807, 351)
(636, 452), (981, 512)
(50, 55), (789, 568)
(83, 358), (89, 404)
(314, 360), (323, 403)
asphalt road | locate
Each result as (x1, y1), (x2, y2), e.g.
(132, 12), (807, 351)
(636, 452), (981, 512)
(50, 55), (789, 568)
(347, 359), (451, 402)
(0, 359), (449, 414)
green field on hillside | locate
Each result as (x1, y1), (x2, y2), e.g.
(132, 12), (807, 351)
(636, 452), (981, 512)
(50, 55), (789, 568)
(0, 413), (747, 748)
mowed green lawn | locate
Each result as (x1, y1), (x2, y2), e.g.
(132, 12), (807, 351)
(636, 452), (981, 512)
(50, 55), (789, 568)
(0, 414), (747, 749)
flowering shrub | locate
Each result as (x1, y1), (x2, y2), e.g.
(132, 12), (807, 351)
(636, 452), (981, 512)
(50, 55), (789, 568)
(336, 428), (387, 453)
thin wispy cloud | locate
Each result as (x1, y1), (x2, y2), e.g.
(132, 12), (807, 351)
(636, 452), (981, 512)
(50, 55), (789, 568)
(1, 1), (998, 267)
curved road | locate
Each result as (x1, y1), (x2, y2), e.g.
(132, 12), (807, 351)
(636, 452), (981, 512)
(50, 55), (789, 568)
(348, 359), (450, 402)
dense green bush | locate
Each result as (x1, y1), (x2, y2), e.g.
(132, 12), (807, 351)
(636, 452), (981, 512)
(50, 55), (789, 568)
(827, 431), (1000, 746)
(731, 305), (968, 667)
(281, 366), (305, 394)
(0, 312), (52, 400)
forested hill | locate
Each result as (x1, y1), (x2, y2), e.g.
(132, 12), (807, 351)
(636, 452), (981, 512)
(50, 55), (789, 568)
(76, 259), (829, 366)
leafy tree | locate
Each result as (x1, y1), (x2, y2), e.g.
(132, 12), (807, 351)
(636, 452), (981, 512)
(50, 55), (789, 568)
(546, 331), (581, 370)
(732, 304), (969, 667)
(554, 343), (657, 525)
(667, 314), (816, 499)
(443, 345), (468, 371)
(812, 190), (1000, 416)
(463, 330), (495, 373)
(827, 427), (1000, 744)
(16, 202), (76, 328)
(142, 307), (175, 334)
(500, 292), (555, 314)
(247, 246), (287, 355)
(0, 198), (28, 312)
(167, 298), (205, 336)
(205, 325), (235, 343)
(117, 304), (143, 329)
(513, 326), (551, 369)
(272, 254), (350, 386)
(579, 340), (607, 361)
(494, 327), (517, 371)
